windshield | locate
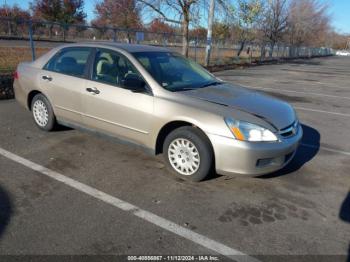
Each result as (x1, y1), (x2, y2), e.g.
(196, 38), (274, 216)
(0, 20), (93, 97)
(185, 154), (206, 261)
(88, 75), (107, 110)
(132, 51), (220, 91)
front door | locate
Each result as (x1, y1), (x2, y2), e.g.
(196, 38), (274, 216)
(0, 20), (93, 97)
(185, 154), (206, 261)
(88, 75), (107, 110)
(82, 48), (154, 146)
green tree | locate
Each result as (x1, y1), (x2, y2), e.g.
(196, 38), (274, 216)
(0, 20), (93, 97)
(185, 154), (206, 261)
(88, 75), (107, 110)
(92, 0), (142, 43)
(92, 0), (141, 29)
(236, 0), (262, 56)
(0, 4), (31, 36)
(30, 0), (86, 39)
(212, 22), (230, 42)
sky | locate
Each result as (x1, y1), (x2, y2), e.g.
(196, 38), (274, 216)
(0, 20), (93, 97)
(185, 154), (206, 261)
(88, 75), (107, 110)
(323, 0), (350, 34)
(2, 0), (350, 34)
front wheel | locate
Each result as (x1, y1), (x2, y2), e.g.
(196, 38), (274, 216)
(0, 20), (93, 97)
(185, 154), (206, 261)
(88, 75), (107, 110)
(163, 126), (214, 182)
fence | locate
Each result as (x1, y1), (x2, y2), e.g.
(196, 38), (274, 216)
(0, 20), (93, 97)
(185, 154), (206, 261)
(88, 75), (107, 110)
(0, 17), (334, 69)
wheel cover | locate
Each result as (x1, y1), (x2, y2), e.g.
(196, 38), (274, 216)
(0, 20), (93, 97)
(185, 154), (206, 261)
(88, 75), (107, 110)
(168, 138), (200, 176)
(33, 100), (49, 127)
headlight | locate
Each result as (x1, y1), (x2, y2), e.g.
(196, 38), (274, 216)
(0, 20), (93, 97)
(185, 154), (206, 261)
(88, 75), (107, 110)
(224, 117), (278, 142)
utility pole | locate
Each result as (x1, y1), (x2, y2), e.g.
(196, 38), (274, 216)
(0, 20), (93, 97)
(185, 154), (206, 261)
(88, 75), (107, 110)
(204, 0), (215, 67)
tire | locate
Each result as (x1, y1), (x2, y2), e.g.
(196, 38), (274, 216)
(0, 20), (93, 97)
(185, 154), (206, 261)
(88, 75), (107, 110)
(163, 126), (214, 182)
(31, 93), (56, 131)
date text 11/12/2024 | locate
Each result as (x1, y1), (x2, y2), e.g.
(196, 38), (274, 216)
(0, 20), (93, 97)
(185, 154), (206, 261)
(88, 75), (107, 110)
(127, 255), (220, 261)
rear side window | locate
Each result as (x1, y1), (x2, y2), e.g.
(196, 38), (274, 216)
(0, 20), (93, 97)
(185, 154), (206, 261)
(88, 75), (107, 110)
(44, 47), (92, 77)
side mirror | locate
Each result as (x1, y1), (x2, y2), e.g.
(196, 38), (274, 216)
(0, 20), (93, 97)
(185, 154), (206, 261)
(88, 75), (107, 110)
(122, 73), (146, 93)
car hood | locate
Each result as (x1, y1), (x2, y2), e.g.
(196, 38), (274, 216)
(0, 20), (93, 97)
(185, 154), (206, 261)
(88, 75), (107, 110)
(181, 83), (296, 130)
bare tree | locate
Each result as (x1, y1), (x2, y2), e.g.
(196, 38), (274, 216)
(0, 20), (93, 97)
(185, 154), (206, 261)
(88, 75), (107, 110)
(328, 32), (349, 50)
(287, 0), (330, 47)
(137, 0), (200, 57)
(261, 0), (288, 58)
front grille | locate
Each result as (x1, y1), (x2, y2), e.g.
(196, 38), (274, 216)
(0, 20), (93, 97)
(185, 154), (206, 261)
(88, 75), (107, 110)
(279, 121), (299, 138)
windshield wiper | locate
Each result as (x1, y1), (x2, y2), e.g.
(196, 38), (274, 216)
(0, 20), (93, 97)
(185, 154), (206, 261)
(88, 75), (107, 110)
(198, 81), (223, 88)
(179, 87), (196, 91)
(173, 81), (223, 92)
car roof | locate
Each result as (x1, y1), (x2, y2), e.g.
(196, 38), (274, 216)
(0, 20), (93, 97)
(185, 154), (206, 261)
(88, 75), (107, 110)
(67, 42), (171, 53)
(31, 42), (175, 70)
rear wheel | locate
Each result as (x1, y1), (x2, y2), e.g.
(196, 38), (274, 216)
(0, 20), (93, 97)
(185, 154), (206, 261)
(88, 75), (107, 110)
(163, 126), (213, 182)
(31, 94), (56, 131)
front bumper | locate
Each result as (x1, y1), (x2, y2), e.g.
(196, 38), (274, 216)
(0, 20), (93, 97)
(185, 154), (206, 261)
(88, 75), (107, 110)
(208, 126), (303, 176)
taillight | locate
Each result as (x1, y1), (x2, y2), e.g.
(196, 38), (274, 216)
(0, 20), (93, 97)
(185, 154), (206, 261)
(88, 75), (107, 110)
(14, 71), (19, 80)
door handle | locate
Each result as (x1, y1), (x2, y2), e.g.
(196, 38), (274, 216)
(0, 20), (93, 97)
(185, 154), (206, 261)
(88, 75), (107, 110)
(42, 75), (52, 81)
(86, 87), (100, 94)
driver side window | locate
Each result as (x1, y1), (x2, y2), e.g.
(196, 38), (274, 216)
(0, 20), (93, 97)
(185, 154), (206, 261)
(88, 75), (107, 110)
(92, 49), (142, 89)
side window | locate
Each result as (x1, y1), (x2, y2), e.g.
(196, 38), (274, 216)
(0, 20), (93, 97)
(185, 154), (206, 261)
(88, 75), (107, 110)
(92, 49), (143, 89)
(44, 47), (91, 77)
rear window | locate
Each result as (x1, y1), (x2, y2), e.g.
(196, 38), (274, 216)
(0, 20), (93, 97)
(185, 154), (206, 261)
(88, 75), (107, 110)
(44, 47), (92, 77)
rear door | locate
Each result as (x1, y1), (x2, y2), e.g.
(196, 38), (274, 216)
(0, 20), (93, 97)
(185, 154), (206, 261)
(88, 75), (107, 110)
(82, 48), (154, 146)
(40, 47), (93, 124)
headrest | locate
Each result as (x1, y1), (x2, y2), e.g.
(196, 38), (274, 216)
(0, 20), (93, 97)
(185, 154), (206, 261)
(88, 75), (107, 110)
(61, 57), (77, 66)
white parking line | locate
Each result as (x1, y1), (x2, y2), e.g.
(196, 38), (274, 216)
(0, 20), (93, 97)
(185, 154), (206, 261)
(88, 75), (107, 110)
(246, 86), (350, 100)
(301, 143), (350, 156)
(0, 147), (260, 262)
(274, 80), (350, 89)
(294, 107), (350, 117)
(241, 85), (350, 117)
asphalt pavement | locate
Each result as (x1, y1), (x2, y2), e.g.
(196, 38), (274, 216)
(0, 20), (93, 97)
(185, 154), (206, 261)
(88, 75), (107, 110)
(0, 56), (349, 262)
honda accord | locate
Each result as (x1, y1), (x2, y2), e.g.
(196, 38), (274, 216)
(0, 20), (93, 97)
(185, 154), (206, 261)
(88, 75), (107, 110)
(14, 43), (302, 181)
